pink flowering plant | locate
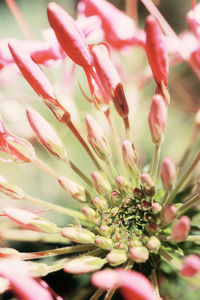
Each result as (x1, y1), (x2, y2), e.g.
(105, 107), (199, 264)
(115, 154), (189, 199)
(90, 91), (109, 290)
(0, 0), (200, 299)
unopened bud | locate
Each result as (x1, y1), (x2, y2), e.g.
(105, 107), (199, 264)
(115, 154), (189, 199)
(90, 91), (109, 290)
(113, 83), (129, 118)
(99, 225), (111, 237)
(28, 262), (49, 277)
(61, 226), (95, 244)
(64, 255), (105, 274)
(106, 249), (127, 266)
(116, 176), (130, 192)
(162, 205), (177, 224)
(146, 223), (158, 234)
(3, 207), (58, 233)
(181, 255), (200, 277)
(95, 236), (113, 250)
(195, 108), (200, 127)
(130, 246), (149, 263)
(0, 175), (24, 199)
(81, 206), (100, 225)
(0, 248), (20, 260)
(160, 158), (176, 191)
(147, 236), (161, 252)
(58, 176), (88, 202)
(141, 173), (155, 196)
(93, 197), (108, 211)
(27, 107), (68, 161)
(148, 94), (167, 144)
(92, 172), (112, 195)
(129, 239), (143, 248)
(85, 114), (111, 161)
(151, 203), (162, 214)
(171, 216), (190, 242)
(122, 140), (138, 174)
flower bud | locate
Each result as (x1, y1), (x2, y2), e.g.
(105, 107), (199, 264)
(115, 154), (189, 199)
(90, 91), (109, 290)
(160, 158), (177, 191)
(64, 255), (105, 274)
(61, 226), (95, 244)
(0, 175), (24, 199)
(0, 248), (20, 260)
(85, 114), (111, 161)
(146, 236), (161, 252)
(92, 172), (112, 195)
(28, 262), (49, 277)
(27, 107), (68, 161)
(129, 239), (143, 248)
(171, 216), (190, 242)
(148, 94), (167, 144)
(3, 207), (59, 234)
(116, 176), (130, 192)
(130, 246), (149, 263)
(93, 196), (108, 211)
(113, 83), (129, 118)
(58, 176), (87, 202)
(106, 249), (127, 266)
(122, 140), (137, 174)
(181, 255), (200, 277)
(81, 206), (100, 225)
(99, 225), (111, 237)
(140, 173), (155, 196)
(95, 236), (113, 250)
(162, 204), (177, 224)
(151, 203), (162, 214)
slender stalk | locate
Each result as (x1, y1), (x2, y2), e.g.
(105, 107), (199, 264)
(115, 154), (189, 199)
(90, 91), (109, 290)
(33, 157), (58, 178)
(90, 289), (105, 300)
(22, 193), (86, 221)
(69, 160), (93, 187)
(166, 152), (200, 205)
(186, 235), (200, 242)
(48, 258), (69, 273)
(21, 244), (96, 260)
(160, 191), (170, 206)
(151, 143), (161, 183)
(159, 248), (181, 269)
(151, 269), (162, 300)
(107, 159), (118, 178)
(177, 194), (200, 216)
(126, 0), (138, 24)
(123, 116), (131, 140)
(62, 116), (102, 171)
(104, 289), (116, 300)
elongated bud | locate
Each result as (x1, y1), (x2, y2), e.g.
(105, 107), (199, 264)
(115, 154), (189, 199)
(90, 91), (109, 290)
(171, 216), (190, 242)
(95, 236), (113, 250)
(93, 196), (108, 211)
(47, 2), (92, 68)
(145, 15), (168, 93)
(122, 140), (137, 174)
(161, 158), (176, 191)
(181, 255), (200, 277)
(3, 207), (58, 233)
(61, 226), (95, 244)
(162, 204), (177, 224)
(27, 107), (68, 161)
(99, 225), (111, 237)
(92, 172), (112, 195)
(113, 83), (129, 118)
(85, 114), (111, 161)
(0, 248), (20, 260)
(106, 249), (127, 266)
(116, 176), (130, 192)
(0, 175), (24, 199)
(58, 176), (87, 202)
(147, 236), (161, 252)
(140, 173), (155, 196)
(27, 262), (49, 277)
(148, 94), (167, 144)
(81, 206), (100, 225)
(64, 255), (105, 274)
(130, 246), (149, 263)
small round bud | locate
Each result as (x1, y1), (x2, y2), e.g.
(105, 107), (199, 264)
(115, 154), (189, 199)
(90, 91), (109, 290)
(171, 216), (190, 242)
(106, 249), (127, 266)
(160, 158), (176, 191)
(181, 255), (200, 277)
(147, 236), (161, 252)
(130, 246), (149, 263)
(95, 236), (113, 250)
(64, 256), (105, 274)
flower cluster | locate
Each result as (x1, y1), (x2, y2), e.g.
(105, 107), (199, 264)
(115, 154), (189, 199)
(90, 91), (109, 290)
(0, 0), (200, 299)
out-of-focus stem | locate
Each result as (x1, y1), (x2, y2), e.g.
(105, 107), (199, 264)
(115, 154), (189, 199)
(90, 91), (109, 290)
(33, 157), (58, 178)
(151, 269), (162, 300)
(104, 289), (116, 300)
(107, 159), (117, 178)
(123, 116), (131, 140)
(90, 289), (105, 300)
(177, 194), (200, 216)
(126, 0), (138, 25)
(160, 191), (170, 206)
(186, 235), (200, 242)
(69, 160), (93, 187)
(151, 143), (161, 183)
(166, 152), (200, 205)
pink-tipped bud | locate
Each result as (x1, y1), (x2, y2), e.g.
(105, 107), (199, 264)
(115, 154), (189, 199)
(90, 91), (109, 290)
(64, 255), (104, 274)
(122, 140), (138, 174)
(81, 206), (100, 225)
(162, 204), (177, 224)
(61, 226), (95, 244)
(0, 174), (24, 199)
(171, 216), (190, 242)
(99, 225), (111, 237)
(58, 176), (87, 202)
(3, 207), (58, 233)
(116, 176), (130, 192)
(27, 107), (68, 161)
(160, 158), (176, 191)
(95, 236), (113, 250)
(151, 203), (162, 214)
(140, 173), (155, 196)
(93, 196), (108, 211)
(148, 94), (167, 144)
(181, 255), (200, 277)
(0, 248), (20, 260)
(145, 15), (168, 91)
(130, 246), (149, 263)
(47, 2), (92, 68)
(146, 236), (161, 252)
(85, 114), (111, 161)
(106, 249), (127, 266)
(92, 172), (112, 195)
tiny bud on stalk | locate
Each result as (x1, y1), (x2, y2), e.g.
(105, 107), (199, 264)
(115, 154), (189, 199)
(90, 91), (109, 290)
(58, 176), (87, 202)
(64, 255), (105, 274)
(61, 226), (95, 244)
(161, 158), (176, 191)
(171, 216), (190, 242)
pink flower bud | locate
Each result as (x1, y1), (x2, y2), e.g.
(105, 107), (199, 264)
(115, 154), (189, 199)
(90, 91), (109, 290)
(160, 158), (177, 191)
(113, 83), (129, 118)
(116, 176), (130, 192)
(145, 15), (168, 91)
(58, 176), (87, 202)
(0, 174), (24, 199)
(141, 173), (155, 196)
(181, 254), (200, 277)
(93, 196), (108, 211)
(26, 107), (68, 161)
(171, 216), (190, 242)
(91, 172), (112, 195)
(147, 236), (161, 252)
(151, 203), (162, 214)
(61, 226), (95, 244)
(106, 249), (127, 266)
(47, 2), (92, 68)
(130, 246), (149, 263)
(64, 255), (104, 274)
(122, 140), (137, 173)
(81, 206), (100, 225)
(0, 248), (20, 260)
(162, 205), (177, 224)
(148, 94), (167, 144)
(187, 4), (200, 39)
(95, 235), (113, 250)
(85, 114), (111, 161)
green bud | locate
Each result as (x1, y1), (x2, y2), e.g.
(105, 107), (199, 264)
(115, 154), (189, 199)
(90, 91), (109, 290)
(99, 225), (111, 237)
(93, 197), (108, 211)
(130, 246), (149, 263)
(95, 236), (113, 250)
(147, 236), (161, 252)
(28, 262), (49, 277)
(58, 176), (87, 202)
(61, 226), (95, 244)
(106, 249), (127, 266)
(92, 172), (112, 195)
(81, 206), (100, 225)
(64, 255), (105, 274)
(0, 174), (24, 199)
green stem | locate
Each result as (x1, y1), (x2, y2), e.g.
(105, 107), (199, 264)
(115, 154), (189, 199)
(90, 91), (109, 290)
(166, 152), (200, 205)
(104, 289), (116, 300)
(69, 160), (93, 187)
(185, 235), (200, 242)
(177, 194), (200, 216)
(151, 269), (162, 300)
(151, 143), (161, 183)
(22, 193), (86, 221)
(48, 258), (68, 273)
(90, 289), (105, 300)
(159, 248), (181, 269)
(107, 159), (118, 178)
(160, 191), (170, 206)
(33, 157), (58, 178)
